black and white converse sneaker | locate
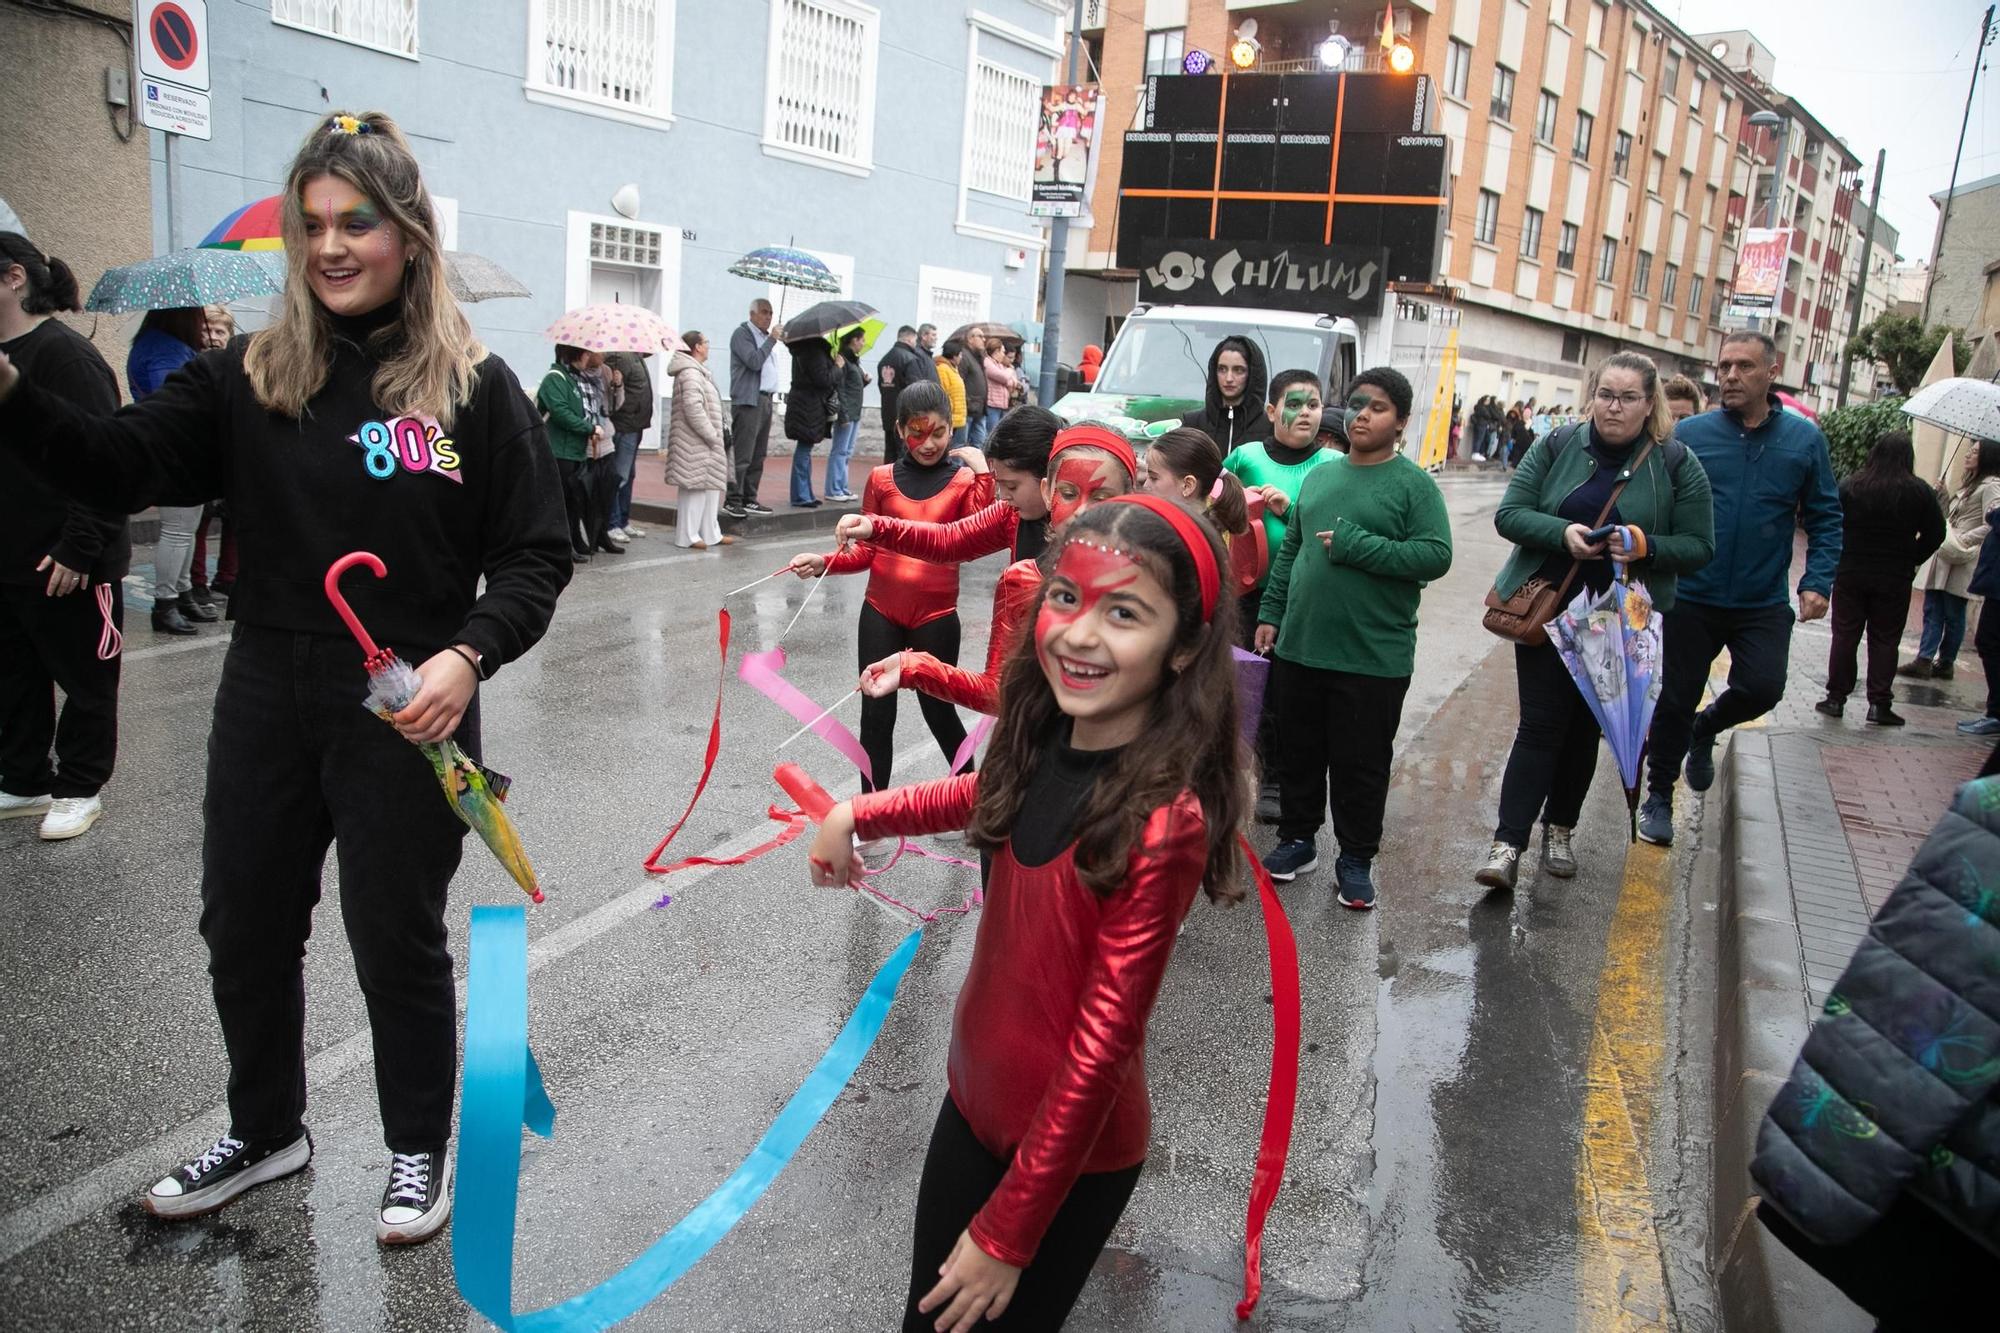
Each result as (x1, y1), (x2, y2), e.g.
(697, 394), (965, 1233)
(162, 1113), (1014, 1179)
(377, 1150), (453, 1245)
(144, 1129), (312, 1219)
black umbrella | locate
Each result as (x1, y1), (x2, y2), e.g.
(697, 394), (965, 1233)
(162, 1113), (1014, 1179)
(781, 299), (878, 343)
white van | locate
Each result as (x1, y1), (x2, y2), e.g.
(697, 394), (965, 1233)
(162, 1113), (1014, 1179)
(1051, 304), (1362, 447)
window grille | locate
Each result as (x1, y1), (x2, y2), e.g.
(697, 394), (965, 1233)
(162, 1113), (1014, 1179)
(274, 0), (418, 56)
(968, 61), (1039, 200)
(541, 0), (665, 110)
(929, 286), (983, 330)
(590, 222), (664, 267)
(767, 0), (878, 166)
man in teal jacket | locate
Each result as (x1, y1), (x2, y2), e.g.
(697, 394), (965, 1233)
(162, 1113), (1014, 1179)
(1640, 331), (1842, 844)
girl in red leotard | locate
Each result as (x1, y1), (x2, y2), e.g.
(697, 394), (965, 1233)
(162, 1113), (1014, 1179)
(853, 424), (1136, 716)
(787, 382), (991, 791)
(808, 495), (1246, 1331)
(1141, 426), (1266, 597)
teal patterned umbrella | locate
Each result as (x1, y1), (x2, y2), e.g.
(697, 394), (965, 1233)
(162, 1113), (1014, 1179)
(726, 245), (842, 294)
(85, 248), (286, 313)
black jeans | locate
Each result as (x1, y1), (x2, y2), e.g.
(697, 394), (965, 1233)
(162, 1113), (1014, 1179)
(1273, 656), (1411, 861)
(1978, 601), (2000, 719)
(1826, 571), (1914, 706)
(857, 604), (969, 792)
(1492, 639), (1602, 848)
(1647, 600), (1793, 798)
(904, 1096), (1142, 1331)
(557, 457), (594, 555)
(728, 393), (773, 506)
(201, 626), (470, 1153)
(0, 582), (122, 799)
(1758, 1197), (1986, 1331)
(879, 404), (904, 466)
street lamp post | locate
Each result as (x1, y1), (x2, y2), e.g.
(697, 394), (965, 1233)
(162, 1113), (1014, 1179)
(1746, 108), (1789, 336)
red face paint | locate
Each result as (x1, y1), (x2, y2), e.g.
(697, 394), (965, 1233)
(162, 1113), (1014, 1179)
(1035, 542), (1141, 655)
(1046, 452), (1128, 528)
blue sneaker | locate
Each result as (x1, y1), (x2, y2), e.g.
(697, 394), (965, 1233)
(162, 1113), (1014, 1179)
(1638, 793), (1674, 846)
(1262, 839), (1318, 882)
(1958, 716), (2000, 736)
(1334, 854), (1376, 910)
(1684, 730), (1717, 793)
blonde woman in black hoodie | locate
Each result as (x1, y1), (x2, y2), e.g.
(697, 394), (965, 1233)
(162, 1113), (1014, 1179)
(0, 112), (570, 1244)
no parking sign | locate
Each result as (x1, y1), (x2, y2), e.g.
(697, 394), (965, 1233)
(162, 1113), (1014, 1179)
(135, 0), (212, 139)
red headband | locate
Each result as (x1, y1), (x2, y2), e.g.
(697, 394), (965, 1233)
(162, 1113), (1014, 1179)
(1047, 423), (1138, 481)
(1099, 494), (1221, 622)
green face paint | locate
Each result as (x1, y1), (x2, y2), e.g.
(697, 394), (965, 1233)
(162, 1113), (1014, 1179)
(1281, 389), (1315, 430)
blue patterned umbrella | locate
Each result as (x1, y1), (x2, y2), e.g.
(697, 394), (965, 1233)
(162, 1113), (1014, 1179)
(727, 245), (842, 294)
(85, 248), (286, 313)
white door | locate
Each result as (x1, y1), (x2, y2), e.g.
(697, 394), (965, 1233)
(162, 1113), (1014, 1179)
(590, 265), (664, 450)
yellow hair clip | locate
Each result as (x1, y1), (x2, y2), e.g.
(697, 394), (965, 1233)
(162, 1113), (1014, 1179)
(326, 114), (370, 136)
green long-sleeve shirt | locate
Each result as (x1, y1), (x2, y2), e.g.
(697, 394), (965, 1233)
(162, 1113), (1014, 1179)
(1222, 440), (1337, 583)
(1258, 452), (1454, 678)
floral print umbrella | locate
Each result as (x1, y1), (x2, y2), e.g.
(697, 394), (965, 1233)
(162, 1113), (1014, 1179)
(543, 304), (687, 354)
(84, 248), (286, 313)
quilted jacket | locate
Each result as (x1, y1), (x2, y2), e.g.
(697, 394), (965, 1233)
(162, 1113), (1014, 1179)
(1750, 776), (2000, 1255)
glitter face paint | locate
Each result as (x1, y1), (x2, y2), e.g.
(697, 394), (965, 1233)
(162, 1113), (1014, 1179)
(1035, 539), (1178, 746)
(300, 174), (407, 317)
(1045, 451), (1130, 528)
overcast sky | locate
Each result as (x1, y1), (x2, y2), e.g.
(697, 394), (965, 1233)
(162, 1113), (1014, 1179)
(1659, 0), (1997, 262)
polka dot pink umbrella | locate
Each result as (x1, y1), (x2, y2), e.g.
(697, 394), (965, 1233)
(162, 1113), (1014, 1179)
(543, 304), (688, 354)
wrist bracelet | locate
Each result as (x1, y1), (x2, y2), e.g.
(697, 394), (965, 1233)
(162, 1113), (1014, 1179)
(449, 644), (485, 680)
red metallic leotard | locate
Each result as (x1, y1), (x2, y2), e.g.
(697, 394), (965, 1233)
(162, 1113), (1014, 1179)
(850, 772), (1206, 1267)
(824, 463), (992, 628)
(866, 499), (1019, 566)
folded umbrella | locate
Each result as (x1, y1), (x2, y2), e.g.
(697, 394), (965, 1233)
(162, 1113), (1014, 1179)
(85, 248), (286, 313)
(545, 303), (686, 354)
(1546, 528), (1663, 841)
(324, 552), (545, 903)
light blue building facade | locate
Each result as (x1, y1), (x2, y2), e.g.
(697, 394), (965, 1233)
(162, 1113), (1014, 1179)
(157, 1), (1066, 436)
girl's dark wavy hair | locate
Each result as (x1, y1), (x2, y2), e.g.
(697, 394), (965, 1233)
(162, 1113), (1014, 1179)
(895, 379), (948, 427)
(0, 232), (82, 314)
(1147, 426), (1250, 536)
(967, 500), (1247, 904)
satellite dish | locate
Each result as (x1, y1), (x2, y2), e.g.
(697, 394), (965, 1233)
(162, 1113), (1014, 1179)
(1709, 39), (1729, 58)
(1236, 17), (1258, 39)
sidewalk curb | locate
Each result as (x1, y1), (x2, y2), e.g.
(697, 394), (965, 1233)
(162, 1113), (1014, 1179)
(627, 497), (862, 542)
(1706, 731), (1869, 1333)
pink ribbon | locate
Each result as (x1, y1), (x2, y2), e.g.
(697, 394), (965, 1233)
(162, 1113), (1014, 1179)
(738, 646), (873, 785)
(95, 584), (122, 661)
(950, 715), (993, 774)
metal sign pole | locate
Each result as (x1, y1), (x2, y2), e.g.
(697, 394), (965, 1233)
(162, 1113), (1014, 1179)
(163, 131), (177, 252)
(1037, 0), (1085, 408)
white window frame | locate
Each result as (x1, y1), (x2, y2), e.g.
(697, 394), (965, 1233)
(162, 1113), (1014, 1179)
(1474, 190), (1500, 245)
(761, 0), (882, 178)
(272, 0), (420, 61)
(917, 264), (994, 335)
(525, 0), (677, 131)
(1444, 38), (1471, 100)
(562, 209), (682, 339)
(966, 59), (1040, 201)
(1143, 28), (1185, 78)
(956, 11), (1061, 249)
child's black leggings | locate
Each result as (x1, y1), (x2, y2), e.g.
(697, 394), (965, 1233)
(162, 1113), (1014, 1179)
(857, 604), (969, 791)
(903, 1096), (1142, 1331)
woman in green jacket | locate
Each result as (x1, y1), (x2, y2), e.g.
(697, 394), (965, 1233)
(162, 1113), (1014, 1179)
(536, 344), (606, 561)
(1476, 352), (1714, 889)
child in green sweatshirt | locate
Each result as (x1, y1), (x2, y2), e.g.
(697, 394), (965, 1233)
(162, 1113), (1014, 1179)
(1253, 366), (1453, 908)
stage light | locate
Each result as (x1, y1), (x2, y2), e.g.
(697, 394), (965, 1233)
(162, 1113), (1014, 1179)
(1182, 48), (1213, 75)
(1318, 34), (1349, 69)
(1389, 38), (1416, 74)
(1230, 38), (1257, 68)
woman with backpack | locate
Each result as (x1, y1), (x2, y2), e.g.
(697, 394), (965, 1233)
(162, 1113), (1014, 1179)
(1475, 352), (1714, 890)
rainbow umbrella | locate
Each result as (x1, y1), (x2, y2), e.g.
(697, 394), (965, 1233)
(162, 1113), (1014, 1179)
(199, 197), (286, 252)
(324, 552), (545, 903)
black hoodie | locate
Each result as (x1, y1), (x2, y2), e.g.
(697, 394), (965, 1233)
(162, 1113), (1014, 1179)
(1179, 335), (1273, 451)
(0, 312), (570, 673)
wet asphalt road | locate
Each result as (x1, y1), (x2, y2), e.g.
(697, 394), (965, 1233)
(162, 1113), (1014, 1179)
(0, 474), (1721, 1331)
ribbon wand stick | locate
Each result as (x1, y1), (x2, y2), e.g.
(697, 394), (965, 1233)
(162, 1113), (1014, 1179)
(778, 687), (861, 751)
(724, 567), (792, 599)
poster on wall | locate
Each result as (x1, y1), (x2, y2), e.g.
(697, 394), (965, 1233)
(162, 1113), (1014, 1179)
(1727, 227), (1792, 315)
(1032, 84), (1101, 219)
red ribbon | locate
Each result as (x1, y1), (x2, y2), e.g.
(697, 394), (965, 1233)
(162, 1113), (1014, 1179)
(1235, 831), (1301, 1320)
(644, 609), (731, 876)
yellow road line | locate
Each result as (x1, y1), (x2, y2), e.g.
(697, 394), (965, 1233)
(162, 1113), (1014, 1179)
(1574, 839), (1674, 1330)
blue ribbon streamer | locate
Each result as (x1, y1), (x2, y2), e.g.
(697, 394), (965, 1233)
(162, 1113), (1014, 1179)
(454, 905), (923, 1332)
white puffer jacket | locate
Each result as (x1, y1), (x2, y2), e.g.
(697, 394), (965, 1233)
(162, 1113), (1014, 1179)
(664, 351), (730, 493)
